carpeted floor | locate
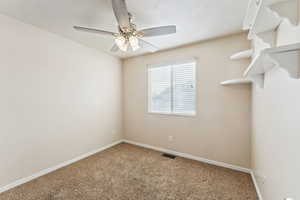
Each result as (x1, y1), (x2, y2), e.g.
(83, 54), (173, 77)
(0, 143), (258, 200)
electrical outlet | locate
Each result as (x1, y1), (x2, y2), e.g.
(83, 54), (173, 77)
(168, 136), (174, 142)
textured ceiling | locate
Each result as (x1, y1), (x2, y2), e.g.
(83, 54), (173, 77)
(0, 0), (249, 58)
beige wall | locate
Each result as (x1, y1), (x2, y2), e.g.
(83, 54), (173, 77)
(123, 33), (252, 168)
(0, 14), (122, 187)
(251, 5), (300, 200)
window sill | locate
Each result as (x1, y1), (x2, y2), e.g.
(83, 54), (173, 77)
(148, 112), (196, 117)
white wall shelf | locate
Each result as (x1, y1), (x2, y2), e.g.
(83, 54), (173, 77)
(252, 34), (273, 57)
(243, 0), (261, 30)
(264, 0), (293, 4)
(230, 50), (253, 60)
(248, 5), (282, 39)
(276, 18), (300, 46)
(244, 43), (300, 87)
(236, 0), (299, 88)
(244, 52), (273, 77)
(243, 0), (292, 31)
(220, 79), (252, 86)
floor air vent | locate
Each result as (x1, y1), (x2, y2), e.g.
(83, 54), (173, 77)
(162, 153), (177, 159)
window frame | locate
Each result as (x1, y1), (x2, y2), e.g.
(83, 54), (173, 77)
(147, 59), (197, 117)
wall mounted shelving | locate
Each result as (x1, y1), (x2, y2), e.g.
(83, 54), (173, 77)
(220, 79), (252, 86)
(240, 0), (300, 88)
(230, 50), (253, 60)
(243, 0), (294, 32)
(252, 34), (272, 57)
(243, 0), (285, 37)
(244, 51), (273, 77)
(244, 43), (300, 87)
(277, 18), (300, 46)
(243, 0), (261, 30)
(247, 5), (282, 39)
(243, 0), (290, 30)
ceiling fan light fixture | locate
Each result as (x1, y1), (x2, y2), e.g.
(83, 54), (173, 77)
(115, 35), (128, 51)
(129, 36), (140, 51)
(74, 0), (176, 53)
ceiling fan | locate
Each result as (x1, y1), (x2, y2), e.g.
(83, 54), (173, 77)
(73, 0), (176, 53)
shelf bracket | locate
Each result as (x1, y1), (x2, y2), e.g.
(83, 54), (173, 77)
(248, 74), (264, 88)
(268, 50), (300, 79)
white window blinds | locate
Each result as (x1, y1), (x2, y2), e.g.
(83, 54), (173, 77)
(148, 66), (172, 113)
(148, 60), (196, 115)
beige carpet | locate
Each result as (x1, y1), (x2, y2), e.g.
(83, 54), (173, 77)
(0, 143), (257, 200)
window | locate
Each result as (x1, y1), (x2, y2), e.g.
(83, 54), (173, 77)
(148, 60), (196, 116)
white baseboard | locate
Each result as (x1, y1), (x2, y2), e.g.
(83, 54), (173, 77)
(0, 140), (123, 194)
(250, 171), (263, 200)
(1, 139), (261, 198)
(123, 139), (251, 174)
(123, 140), (264, 198)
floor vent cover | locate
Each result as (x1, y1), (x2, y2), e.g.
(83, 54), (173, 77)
(162, 153), (177, 159)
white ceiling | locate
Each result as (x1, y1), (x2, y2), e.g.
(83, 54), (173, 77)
(0, 0), (249, 58)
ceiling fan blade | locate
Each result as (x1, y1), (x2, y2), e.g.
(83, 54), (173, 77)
(139, 39), (159, 52)
(110, 44), (119, 52)
(73, 26), (116, 36)
(111, 0), (130, 30)
(140, 25), (176, 37)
